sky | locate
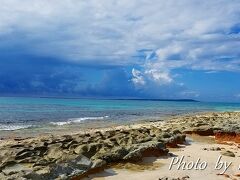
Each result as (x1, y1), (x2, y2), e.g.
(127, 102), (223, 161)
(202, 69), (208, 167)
(0, 0), (240, 102)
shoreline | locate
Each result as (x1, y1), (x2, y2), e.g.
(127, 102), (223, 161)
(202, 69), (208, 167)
(0, 110), (224, 140)
(0, 111), (239, 179)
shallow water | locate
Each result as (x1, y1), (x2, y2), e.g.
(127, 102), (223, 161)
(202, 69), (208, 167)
(0, 97), (240, 136)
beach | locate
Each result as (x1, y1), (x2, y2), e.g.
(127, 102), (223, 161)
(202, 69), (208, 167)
(1, 0), (240, 179)
(0, 112), (239, 179)
(86, 135), (240, 180)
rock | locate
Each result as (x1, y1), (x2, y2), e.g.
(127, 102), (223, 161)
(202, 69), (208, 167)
(184, 127), (214, 136)
(24, 171), (48, 180)
(2, 164), (32, 177)
(159, 175), (190, 180)
(15, 149), (34, 160)
(91, 159), (106, 168)
(123, 148), (142, 160)
(56, 174), (68, 180)
(45, 143), (64, 160)
(69, 169), (85, 177)
(124, 141), (166, 161)
(4, 111), (239, 179)
(49, 164), (76, 178)
(58, 153), (77, 163)
(33, 145), (48, 156)
(34, 166), (51, 176)
(166, 134), (186, 147)
(162, 132), (171, 138)
(34, 159), (51, 166)
(74, 156), (92, 169)
(0, 173), (8, 180)
(182, 175), (190, 180)
(74, 143), (101, 158)
(136, 136), (152, 143)
(173, 130), (181, 134)
(211, 147), (221, 151)
(210, 147), (221, 151)
(74, 144), (88, 154)
(159, 176), (169, 180)
(221, 150), (235, 157)
(94, 147), (129, 162)
(203, 147), (221, 151)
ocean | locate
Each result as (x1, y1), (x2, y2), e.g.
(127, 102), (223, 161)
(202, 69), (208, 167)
(0, 97), (240, 134)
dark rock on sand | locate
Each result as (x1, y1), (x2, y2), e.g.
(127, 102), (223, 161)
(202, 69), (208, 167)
(159, 175), (190, 180)
(221, 150), (235, 157)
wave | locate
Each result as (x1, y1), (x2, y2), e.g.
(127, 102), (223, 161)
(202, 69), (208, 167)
(0, 124), (32, 131)
(50, 116), (109, 126)
(50, 121), (71, 126)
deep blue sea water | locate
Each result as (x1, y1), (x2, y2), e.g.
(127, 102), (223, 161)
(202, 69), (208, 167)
(0, 97), (240, 132)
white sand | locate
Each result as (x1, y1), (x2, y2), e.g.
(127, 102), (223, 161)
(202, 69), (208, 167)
(85, 135), (240, 180)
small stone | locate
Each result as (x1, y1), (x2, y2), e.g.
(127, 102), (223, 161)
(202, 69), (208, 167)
(221, 150), (235, 157)
(182, 175), (190, 180)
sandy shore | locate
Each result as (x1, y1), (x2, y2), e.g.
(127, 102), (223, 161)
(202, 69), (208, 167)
(86, 135), (240, 180)
(0, 112), (239, 179)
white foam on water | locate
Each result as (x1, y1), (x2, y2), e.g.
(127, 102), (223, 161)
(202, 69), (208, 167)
(69, 116), (109, 122)
(50, 116), (109, 126)
(0, 124), (32, 131)
(50, 121), (72, 126)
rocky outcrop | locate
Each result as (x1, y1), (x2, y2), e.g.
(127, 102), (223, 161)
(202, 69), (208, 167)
(166, 112), (240, 143)
(215, 132), (240, 143)
(0, 125), (185, 179)
(0, 111), (239, 179)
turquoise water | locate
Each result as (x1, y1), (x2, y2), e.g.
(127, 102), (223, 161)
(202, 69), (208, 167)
(0, 97), (240, 131)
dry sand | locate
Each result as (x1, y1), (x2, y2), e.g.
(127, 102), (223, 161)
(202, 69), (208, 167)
(86, 135), (240, 180)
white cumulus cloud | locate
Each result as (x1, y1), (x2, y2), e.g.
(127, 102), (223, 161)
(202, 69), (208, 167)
(131, 68), (145, 86)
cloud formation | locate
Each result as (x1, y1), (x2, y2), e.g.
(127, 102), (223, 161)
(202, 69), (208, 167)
(0, 0), (240, 100)
(1, 0), (239, 65)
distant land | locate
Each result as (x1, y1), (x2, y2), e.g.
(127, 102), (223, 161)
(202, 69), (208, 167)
(0, 95), (199, 102)
(113, 98), (199, 102)
(38, 97), (199, 102)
